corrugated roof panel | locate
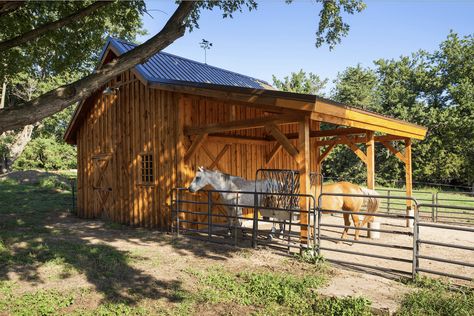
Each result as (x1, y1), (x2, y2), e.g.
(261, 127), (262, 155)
(104, 37), (270, 89)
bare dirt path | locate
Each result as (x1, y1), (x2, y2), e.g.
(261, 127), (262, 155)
(1, 212), (419, 313)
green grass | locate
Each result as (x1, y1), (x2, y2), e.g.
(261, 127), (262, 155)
(398, 276), (474, 316)
(0, 286), (152, 316)
(177, 266), (372, 316)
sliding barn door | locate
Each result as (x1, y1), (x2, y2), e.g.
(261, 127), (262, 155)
(92, 154), (114, 219)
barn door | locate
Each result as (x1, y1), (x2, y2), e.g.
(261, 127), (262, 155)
(92, 154), (113, 219)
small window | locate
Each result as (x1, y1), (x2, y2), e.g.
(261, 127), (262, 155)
(140, 154), (154, 185)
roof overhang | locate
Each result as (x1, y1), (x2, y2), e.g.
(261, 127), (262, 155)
(148, 80), (427, 140)
(64, 41), (427, 144)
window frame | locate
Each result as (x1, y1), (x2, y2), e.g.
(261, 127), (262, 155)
(139, 153), (155, 186)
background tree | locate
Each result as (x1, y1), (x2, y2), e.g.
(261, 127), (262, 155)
(273, 32), (474, 188)
(0, 0), (365, 134)
(272, 69), (328, 95)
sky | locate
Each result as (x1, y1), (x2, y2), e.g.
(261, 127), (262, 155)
(138, 0), (474, 92)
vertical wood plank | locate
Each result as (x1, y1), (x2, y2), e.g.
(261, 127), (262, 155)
(297, 117), (311, 244)
(366, 131), (375, 190)
(405, 138), (413, 227)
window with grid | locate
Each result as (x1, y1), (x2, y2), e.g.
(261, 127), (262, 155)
(140, 154), (154, 184)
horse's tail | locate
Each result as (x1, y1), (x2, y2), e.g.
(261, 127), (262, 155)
(360, 188), (380, 225)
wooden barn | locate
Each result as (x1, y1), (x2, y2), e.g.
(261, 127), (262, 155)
(64, 37), (427, 230)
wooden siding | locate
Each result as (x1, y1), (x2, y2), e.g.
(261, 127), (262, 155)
(76, 71), (179, 229)
(76, 80), (335, 228)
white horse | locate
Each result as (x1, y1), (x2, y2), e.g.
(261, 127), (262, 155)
(188, 167), (290, 239)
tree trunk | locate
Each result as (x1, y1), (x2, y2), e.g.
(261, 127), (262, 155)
(0, 1), (196, 134)
(0, 124), (34, 172)
(9, 124), (34, 165)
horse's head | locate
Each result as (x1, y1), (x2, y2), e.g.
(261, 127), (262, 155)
(188, 166), (212, 193)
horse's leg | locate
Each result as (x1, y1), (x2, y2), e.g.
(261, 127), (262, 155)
(278, 221), (285, 239)
(341, 213), (351, 240)
(236, 207), (245, 238)
(351, 214), (361, 240)
(227, 205), (235, 237)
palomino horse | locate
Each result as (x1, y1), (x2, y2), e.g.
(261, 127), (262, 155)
(188, 167), (288, 238)
(319, 181), (380, 240)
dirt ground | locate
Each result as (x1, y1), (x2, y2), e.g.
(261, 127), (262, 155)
(316, 213), (474, 284)
(4, 212), (420, 312)
(3, 206), (472, 314)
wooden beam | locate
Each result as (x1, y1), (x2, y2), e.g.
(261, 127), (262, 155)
(184, 133), (207, 162)
(297, 117), (311, 244)
(208, 144), (230, 169)
(265, 123), (299, 158)
(317, 134), (410, 146)
(340, 135), (367, 164)
(151, 81), (315, 113)
(313, 122), (323, 201)
(184, 113), (301, 136)
(376, 135), (409, 142)
(207, 134), (270, 146)
(318, 142), (336, 164)
(381, 141), (406, 163)
(283, 127), (367, 140)
(312, 100), (428, 140)
(366, 131), (375, 189)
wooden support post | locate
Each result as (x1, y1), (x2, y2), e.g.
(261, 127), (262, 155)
(313, 122), (322, 203)
(297, 117), (311, 245)
(405, 138), (413, 227)
(366, 131), (375, 190)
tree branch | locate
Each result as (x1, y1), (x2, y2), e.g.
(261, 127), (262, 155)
(0, 1), (25, 17)
(0, 1), (113, 52)
(0, 1), (196, 133)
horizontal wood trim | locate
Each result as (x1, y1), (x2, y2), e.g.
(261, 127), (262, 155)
(283, 127), (367, 140)
(207, 134), (269, 145)
(184, 113), (301, 136)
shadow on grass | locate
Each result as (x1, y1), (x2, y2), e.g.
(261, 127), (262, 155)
(0, 181), (189, 306)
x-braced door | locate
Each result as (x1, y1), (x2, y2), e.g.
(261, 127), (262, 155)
(92, 154), (113, 219)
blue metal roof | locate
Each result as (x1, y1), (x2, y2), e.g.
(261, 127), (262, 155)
(101, 37), (270, 89)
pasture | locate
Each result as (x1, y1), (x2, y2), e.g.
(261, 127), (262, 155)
(0, 174), (473, 315)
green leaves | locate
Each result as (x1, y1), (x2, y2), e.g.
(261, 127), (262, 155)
(272, 69), (328, 95)
(276, 32), (474, 187)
